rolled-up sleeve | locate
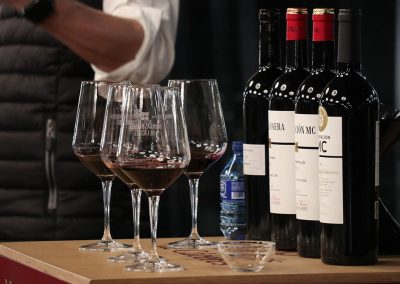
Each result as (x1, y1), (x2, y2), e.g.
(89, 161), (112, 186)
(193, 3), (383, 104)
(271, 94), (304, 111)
(92, 0), (179, 83)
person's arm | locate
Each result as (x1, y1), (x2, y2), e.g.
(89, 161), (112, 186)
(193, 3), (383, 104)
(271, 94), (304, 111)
(93, 0), (179, 83)
(2, 0), (179, 82)
(4, 0), (145, 72)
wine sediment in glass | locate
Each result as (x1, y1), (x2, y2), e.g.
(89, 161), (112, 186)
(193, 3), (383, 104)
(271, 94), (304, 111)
(186, 145), (224, 178)
(121, 166), (184, 193)
(75, 152), (114, 181)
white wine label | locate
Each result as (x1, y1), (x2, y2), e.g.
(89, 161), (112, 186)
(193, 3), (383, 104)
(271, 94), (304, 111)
(243, 144), (266, 176)
(295, 114), (319, 221)
(318, 117), (342, 157)
(319, 111), (343, 224)
(269, 111), (295, 143)
(295, 114), (319, 147)
(270, 144), (296, 214)
(375, 121), (380, 187)
(319, 157), (343, 224)
(296, 150), (319, 220)
(269, 110), (295, 214)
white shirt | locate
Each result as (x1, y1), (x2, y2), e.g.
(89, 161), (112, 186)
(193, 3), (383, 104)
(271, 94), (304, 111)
(92, 0), (179, 83)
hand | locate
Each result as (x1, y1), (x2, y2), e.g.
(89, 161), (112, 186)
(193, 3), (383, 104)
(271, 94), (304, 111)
(1, 0), (33, 10)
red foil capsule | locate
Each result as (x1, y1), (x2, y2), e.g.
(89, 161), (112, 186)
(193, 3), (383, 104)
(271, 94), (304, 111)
(286, 8), (308, 41)
(312, 9), (335, 42)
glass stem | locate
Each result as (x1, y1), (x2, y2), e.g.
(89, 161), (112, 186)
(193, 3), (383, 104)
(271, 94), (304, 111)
(148, 195), (161, 263)
(130, 188), (142, 252)
(189, 178), (201, 239)
(101, 180), (113, 242)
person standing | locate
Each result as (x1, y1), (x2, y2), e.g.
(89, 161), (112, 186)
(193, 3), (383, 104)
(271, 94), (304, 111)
(0, 0), (179, 241)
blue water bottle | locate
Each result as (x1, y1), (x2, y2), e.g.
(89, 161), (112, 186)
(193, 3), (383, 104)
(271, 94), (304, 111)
(220, 141), (246, 240)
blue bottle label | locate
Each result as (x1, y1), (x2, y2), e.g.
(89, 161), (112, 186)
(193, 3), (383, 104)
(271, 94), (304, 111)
(220, 180), (245, 201)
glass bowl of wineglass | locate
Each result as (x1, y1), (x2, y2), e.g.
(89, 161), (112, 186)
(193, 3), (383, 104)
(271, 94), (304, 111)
(167, 79), (228, 249)
(72, 81), (130, 252)
(101, 83), (160, 261)
(117, 85), (191, 272)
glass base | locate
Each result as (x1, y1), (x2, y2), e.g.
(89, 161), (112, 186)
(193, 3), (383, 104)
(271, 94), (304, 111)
(231, 266), (264, 273)
(108, 250), (149, 262)
(167, 237), (217, 249)
(125, 260), (183, 272)
(79, 240), (131, 252)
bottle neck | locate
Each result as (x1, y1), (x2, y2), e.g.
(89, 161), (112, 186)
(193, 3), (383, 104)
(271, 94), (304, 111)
(311, 41), (335, 71)
(337, 62), (361, 73)
(311, 13), (335, 71)
(337, 19), (362, 73)
(285, 15), (308, 69)
(259, 16), (281, 67)
(286, 40), (308, 69)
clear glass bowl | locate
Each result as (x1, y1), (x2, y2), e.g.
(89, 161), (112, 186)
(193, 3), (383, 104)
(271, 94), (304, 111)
(217, 240), (276, 272)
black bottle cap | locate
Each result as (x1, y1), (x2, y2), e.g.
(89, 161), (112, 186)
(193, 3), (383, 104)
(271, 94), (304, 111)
(337, 9), (362, 65)
(259, 8), (280, 22)
(258, 8), (281, 67)
(338, 9), (361, 22)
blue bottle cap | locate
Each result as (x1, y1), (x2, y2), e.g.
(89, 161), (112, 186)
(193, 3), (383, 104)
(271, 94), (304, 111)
(232, 141), (243, 153)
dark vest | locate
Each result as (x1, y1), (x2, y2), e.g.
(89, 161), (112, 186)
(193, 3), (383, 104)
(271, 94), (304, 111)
(0, 1), (132, 241)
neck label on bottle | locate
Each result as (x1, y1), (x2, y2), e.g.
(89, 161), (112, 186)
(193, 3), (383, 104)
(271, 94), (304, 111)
(295, 113), (319, 221)
(318, 107), (343, 224)
(268, 110), (296, 214)
(243, 144), (266, 176)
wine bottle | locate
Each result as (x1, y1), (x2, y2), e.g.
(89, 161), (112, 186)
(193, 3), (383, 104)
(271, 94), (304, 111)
(243, 9), (282, 241)
(295, 8), (335, 258)
(268, 8), (309, 251)
(319, 9), (379, 265)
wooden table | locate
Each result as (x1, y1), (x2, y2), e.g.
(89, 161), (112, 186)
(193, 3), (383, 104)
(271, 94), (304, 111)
(0, 238), (399, 283)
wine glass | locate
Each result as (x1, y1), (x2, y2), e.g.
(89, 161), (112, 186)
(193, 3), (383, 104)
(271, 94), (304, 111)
(72, 81), (130, 252)
(167, 79), (228, 249)
(117, 85), (190, 272)
(100, 83), (154, 262)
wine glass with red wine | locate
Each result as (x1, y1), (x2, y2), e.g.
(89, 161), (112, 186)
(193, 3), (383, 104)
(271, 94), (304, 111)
(100, 83), (156, 262)
(72, 81), (130, 252)
(167, 79), (228, 249)
(117, 85), (190, 272)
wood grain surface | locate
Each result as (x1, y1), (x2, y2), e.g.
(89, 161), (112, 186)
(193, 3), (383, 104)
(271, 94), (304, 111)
(0, 238), (399, 284)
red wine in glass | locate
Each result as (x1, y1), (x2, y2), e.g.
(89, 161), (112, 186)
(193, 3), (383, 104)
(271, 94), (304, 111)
(167, 79), (228, 249)
(72, 80), (129, 252)
(121, 165), (184, 195)
(99, 83), (150, 262)
(186, 144), (224, 179)
(75, 150), (114, 181)
(117, 85), (190, 272)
